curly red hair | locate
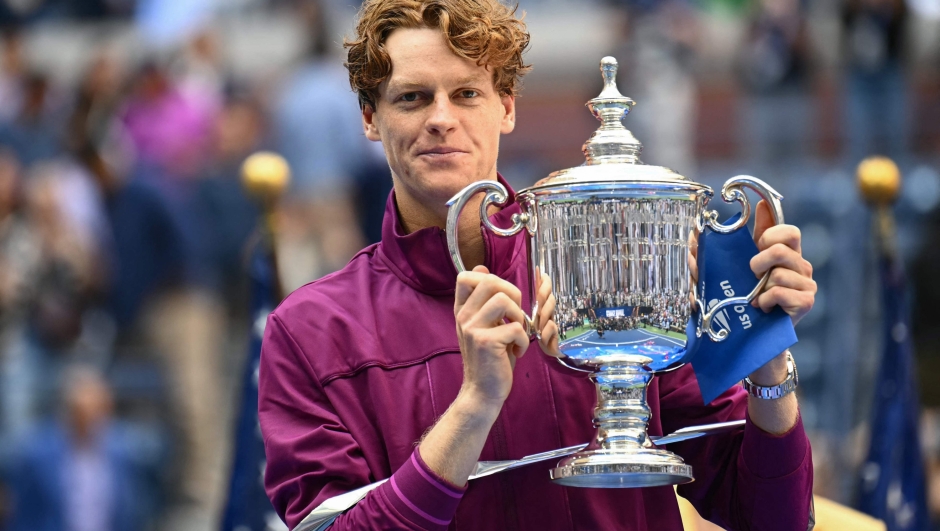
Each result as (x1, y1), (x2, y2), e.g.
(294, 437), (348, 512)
(344, 0), (531, 109)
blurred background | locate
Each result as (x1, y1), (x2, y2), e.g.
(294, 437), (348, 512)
(0, 0), (936, 530)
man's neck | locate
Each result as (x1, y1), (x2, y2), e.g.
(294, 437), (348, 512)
(395, 186), (488, 271)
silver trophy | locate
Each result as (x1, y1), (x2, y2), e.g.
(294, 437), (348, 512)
(445, 57), (784, 488)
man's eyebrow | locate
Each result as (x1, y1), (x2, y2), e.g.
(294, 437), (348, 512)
(386, 80), (426, 92)
(386, 74), (490, 92)
(453, 74), (490, 86)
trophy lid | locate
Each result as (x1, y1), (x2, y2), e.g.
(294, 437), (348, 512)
(525, 56), (696, 192)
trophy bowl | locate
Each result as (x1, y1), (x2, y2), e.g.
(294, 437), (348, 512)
(445, 57), (784, 489)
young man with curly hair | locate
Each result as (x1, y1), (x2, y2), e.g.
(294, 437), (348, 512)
(259, 0), (817, 529)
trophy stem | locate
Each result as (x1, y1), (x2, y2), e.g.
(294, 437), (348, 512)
(593, 361), (654, 451)
(550, 358), (694, 488)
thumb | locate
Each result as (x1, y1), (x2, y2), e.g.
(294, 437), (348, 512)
(472, 265), (490, 275)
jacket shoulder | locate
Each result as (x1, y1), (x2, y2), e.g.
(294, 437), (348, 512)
(266, 244), (461, 383)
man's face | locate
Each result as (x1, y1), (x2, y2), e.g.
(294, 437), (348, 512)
(362, 27), (515, 218)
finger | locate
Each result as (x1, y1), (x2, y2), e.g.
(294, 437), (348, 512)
(473, 291), (528, 329)
(538, 320), (562, 359)
(537, 273), (555, 322)
(752, 199), (774, 245)
(750, 243), (813, 278)
(539, 293), (556, 329)
(757, 224), (802, 254)
(488, 320), (531, 359)
(537, 273), (552, 301)
(537, 273), (553, 310)
(762, 267), (817, 294)
(469, 320), (531, 359)
(454, 266), (490, 307)
(456, 272), (523, 317)
(687, 229), (699, 284)
(755, 286), (815, 320)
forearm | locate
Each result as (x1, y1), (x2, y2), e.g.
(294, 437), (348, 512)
(745, 350), (799, 435)
(418, 389), (502, 486)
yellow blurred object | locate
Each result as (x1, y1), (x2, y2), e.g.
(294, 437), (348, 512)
(241, 151), (291, 203)
(813, 496), (886, 531)
(675, 492), (886, 530)
(857, 156), (901, 206)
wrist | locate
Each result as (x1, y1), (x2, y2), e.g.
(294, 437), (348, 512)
(451, 387), (504, 426)
(747, 350), (790, 386)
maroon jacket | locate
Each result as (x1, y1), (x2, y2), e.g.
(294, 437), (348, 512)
(259, 178), (813, 530)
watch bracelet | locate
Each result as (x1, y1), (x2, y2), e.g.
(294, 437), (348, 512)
(742, 350), (798, 400)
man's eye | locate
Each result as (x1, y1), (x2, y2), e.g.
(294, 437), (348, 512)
(401, 93), (419, 102)
(460, 90), (478, 98)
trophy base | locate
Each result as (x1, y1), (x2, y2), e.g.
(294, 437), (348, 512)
(550, 447), (693, 488)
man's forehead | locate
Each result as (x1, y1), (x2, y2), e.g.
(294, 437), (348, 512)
(382, 27), (494, 91)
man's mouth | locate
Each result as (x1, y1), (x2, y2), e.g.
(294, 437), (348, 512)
(418, 147), (465, 157)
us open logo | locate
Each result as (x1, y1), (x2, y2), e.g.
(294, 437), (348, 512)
(707, 299), (732, 335)
(709, 280), (753, 332)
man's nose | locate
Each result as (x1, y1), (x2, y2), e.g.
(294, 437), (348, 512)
(426, 96), (458, 134)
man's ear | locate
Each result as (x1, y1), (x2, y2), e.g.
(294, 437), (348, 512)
(499, 93), (516, 135)
(362, 103), (381, 142)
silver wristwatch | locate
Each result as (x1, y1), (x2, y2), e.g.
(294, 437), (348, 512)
(742, 350), (798, 400)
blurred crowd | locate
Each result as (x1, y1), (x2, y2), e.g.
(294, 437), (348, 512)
(0, 1), (389, 530)
(0, 0), (934, 530)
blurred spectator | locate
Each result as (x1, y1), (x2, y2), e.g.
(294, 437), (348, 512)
(0, 148), (35, 436)
(2, 365), (163, 531)
(121, 61), (216, 182)
(0, 30), (25, 123)
(70, 55), (231, 530)
(842, 0), (909, 162)
(272, 0), (381, 289)
(0, 71), (62, 167)
(67, 51), (126, 163)
(170, 29), (225, 111)
(193, 93), (262, 313)
(0, 150), (106, 437)
(67, 54), (182, 330)
(738, 0), (813, 164)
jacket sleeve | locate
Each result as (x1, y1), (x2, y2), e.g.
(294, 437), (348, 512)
(657, 365), (813, 530)
(259, 313), (466, 530)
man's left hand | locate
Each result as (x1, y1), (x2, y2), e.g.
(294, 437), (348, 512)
(747, 199), (815, 409)
(749, 200), (816, 326)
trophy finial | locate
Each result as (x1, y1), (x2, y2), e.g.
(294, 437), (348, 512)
(599, 57), (622, 99)
(583, 57), (641, 165)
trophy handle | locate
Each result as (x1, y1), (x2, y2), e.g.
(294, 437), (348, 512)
(445, 181), (540, 338)
(694, 176), (784, 342)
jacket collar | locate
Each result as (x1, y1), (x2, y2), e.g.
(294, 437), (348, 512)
(377, 174), (526, 296)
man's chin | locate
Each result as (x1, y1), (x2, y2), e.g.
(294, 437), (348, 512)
(422, 169), (489, 199)
(391, 164), (496, 210)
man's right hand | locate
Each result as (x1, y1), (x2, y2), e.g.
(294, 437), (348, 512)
(417, 265), (531, 487)
(454, 265), (531, 406)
